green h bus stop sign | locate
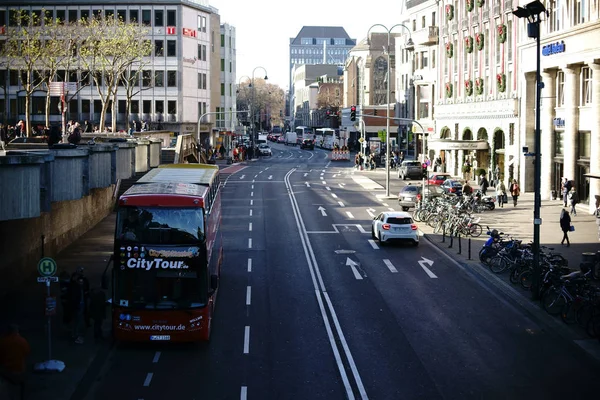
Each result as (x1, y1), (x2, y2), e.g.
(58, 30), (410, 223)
(38, 257), (58, 277)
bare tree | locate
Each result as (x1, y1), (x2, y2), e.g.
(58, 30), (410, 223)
(2, 9), (47, 136)
(78, 15), (151, 132)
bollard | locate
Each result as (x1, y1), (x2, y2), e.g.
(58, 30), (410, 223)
(457, 233), (462, 255)
(468, 238), (471, 260)
(448, 232), (453, 248)
(442, 225), (446, 243)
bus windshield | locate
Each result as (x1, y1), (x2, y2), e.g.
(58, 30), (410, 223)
(116, 268), (207, 310)
(116, 206), (205, 244)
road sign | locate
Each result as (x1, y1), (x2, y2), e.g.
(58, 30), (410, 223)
(358, 137), (365, 143)
(38, 257), (58, 277)
(37, 277), (59, 283)
(45, 296), (57, 316)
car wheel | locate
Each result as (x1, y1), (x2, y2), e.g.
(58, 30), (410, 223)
(413, 240), (419, 247)
(371, 227), (376, 239)
(402, 207), (409, 211)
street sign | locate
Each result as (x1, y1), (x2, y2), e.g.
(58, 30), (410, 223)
(45, 296), (57, 316)
(358, 137), (364, 143)
(37, 277), (59, 283)
(37, 257), (58, 277)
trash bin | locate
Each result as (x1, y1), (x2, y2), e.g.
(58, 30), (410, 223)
(580, 252), (597, 276)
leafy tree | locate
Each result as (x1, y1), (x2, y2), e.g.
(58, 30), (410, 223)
(2, 9), (47, 136)
(236, 79), (285, 131)
(116, 45), (153, 132)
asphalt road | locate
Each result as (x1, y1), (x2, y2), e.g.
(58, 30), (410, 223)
(86, 143), (600, 400)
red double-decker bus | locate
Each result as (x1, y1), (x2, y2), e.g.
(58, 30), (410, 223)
(108, 164), (222, 342)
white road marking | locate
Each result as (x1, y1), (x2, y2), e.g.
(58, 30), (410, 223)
(248, 238), (252, 249)
(331, 193), (338, 199)
(388, 208), (395, 211)
(382, 203), (389, 207)
(326, 186), (331, 191)
(318, 206), (327, 216)
(254, 174), (258, 178)
(249, 209), (253, 216)
(249, 222), (252, 231)
(240, 387), (247, 400)
(366, 208), (376, 218)
(250, 192), (254, 197)
(368, 239), (379, 249)
(251, 185), (254, 189)
(346, 212), (355, 219)
(351, 175), (384, 190)
(304, 173), (308, 177)
(152, 351), (161, 363)
(418, 257), (438, 278)
(243, 326), (250, 354)
(338, 201), (345, 207)
(346, 258), (363, 280)
(247, 258), (252, 272)
(305, 182), (311, 187)
(250, 200), (253, 206)
(143, 373), (153, 387)
(246, 286), (251, 305)
(268, 175), (273, 180)
(322, 181), (327, 185)
(383, 259), (398, 273)
(356, 225), (367, 234)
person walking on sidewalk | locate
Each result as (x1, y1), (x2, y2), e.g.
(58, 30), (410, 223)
(89, 288), (107, 341)
(568, 187), (579, 216)
(0, 324), (30, 400)
(69, 273), (90, 344)
(561, 177), (572, 207)
(509, 179), (520, 207)
(560, 209), (572, 247)
(496, 179), (507, 208)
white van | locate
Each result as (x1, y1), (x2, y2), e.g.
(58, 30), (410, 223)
(284, 131), (297, 146)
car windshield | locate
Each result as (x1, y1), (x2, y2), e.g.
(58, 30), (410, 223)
(405, 162), (421, 167)
(259, 144), (268, 148)
(401, 186), (419, 193)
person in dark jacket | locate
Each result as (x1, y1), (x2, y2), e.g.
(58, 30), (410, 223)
(47, 125), (62, 147)
(559, 209), (571, 247)
(68, 268), (90, 344)
(89, 288), (107, 341)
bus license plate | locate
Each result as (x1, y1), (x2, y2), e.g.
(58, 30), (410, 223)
(150, 335), (171, 341)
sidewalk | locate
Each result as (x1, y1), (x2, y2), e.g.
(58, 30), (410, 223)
(0, 214), (116, 400)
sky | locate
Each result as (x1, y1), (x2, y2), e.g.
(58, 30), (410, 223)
(211, 0), (407, 91)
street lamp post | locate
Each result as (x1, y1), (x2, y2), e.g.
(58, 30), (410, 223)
(513, 1), (547, 299)
(367, 24), (414, 197)
(250, 66), (268, 159)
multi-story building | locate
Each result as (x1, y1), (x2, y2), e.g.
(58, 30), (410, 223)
(288, 26), (356, 122)
(291, 64), (339, 128)
(428, 0), (520, 183)
(517, 0), (600, 210)
(0, 0), (235, 143)
(218, 23), (236, 132)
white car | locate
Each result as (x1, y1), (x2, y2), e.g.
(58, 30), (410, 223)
(371, 211), (419, 246)
(258, 144), (272, 156)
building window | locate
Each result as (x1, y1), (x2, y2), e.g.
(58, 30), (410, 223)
(129, 10), (138, 23)
(9, 70), (18, 86)
(432, 49), (436, 68)
(117, 9), (126, 22)
(154, 10), (163, 27)
(155, 100), (164, 114)
(168, 100), (176, 115)
(167, 71), (177, 87)
(221, 59), (225, 72)
(484, 27), (489, 67)
(131, 100), (139, 114)
(167, 40), (176, 57)
(221, 34), (225, 47)
(412, 19), (416, 31)
(155, 70), (164, 87)
(56, 10), (65, 23)
(167, 10), (176, 26)
(422, 16), (426, 28)
(197, 73), (202, 89)
(221, 83), (225, 96)
(155, 40), (164, 57)
(118, 100), (126, 114)
(198, 15), (206, 32)
(142, 10), (151, 26)
(556, 71), (565, 106)
(82, 99), (90, 113)
(81, 10), (90, 22)
(578, 131), (590, 158)
(581, 66), (592, 105)
(142, 70), (152, 87)
(68, 10), (78, 23)
(554, 130), (563, 155)
(143, 100), (151, 114)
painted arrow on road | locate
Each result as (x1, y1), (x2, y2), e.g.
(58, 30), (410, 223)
(239, 174), (245, 179)
(345, 258), (363, 280)
(366, 208), (376, 218)
(304, 173), (308, 177)
(418, 257), (437, 278)
(318, 206), (327, 216)
(268, 175), (273, 180)
(305, 182), (310, 188)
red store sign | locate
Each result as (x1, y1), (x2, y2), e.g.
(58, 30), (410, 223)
(166, 26), (176, 35)
(183, 28), (197, 38)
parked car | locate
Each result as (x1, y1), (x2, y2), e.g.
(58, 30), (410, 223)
(428, 173), (452, 185)
(258, 144), (272, 156)
(371, 211), (419, 246)
(398, 184), (446, 211)
(397, 160), (424, 180)
(277, 136), (285, 143)
(300, 139), (314, 150)
(440, 179), (463, 196)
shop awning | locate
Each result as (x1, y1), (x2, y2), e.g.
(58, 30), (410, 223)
(427, 139), (489, 151)
(584, 173), (600, 180)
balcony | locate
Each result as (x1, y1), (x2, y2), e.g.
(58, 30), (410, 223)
(415, 26), (439, 46)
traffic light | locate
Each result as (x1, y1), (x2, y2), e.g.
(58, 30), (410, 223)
(374, 109), (378, 116)
(350, 105), (356, 121)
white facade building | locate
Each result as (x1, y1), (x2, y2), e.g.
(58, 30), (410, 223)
(517, 0), (600, 210)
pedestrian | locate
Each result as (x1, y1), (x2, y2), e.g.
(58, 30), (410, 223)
(559, 209), (572, 247)
(480, 176), (489, 195)
(509, 179), (520, 207)
(67, 122), (81, 145)
(596, 207), (600, 241)
(494, 164), (500, 186)
(496, 179), (507, 208)
(568, 187), (579, 216)
(68, 268), (90, 344)
(561, 177), (572, 207)
(462, 180), (473, 196)
(0, 323), (30, 400)
(89, 288), (107, 341)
